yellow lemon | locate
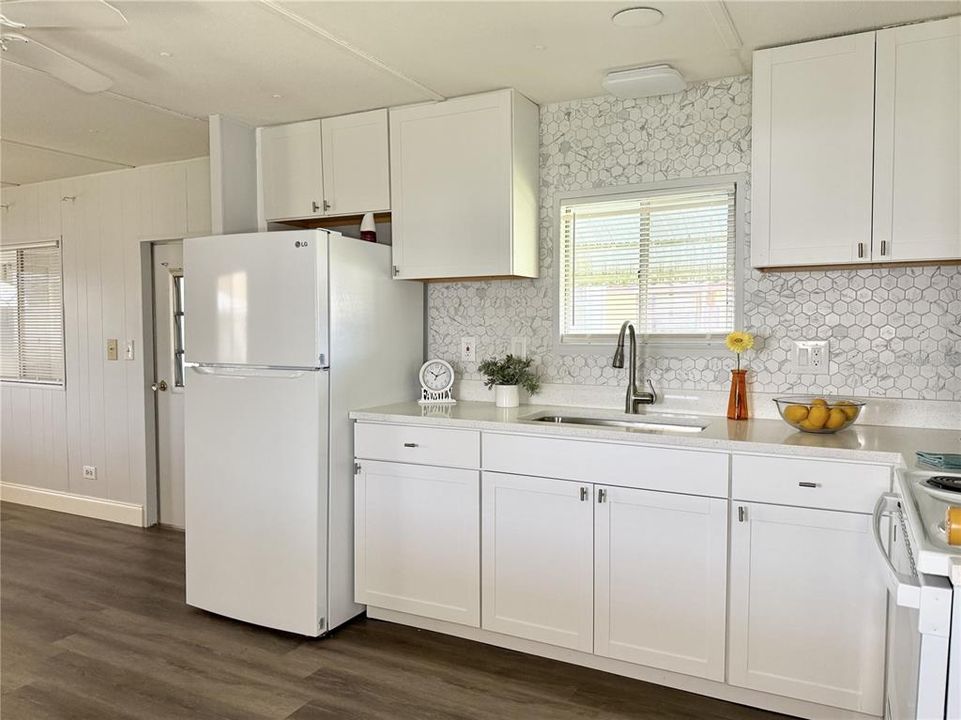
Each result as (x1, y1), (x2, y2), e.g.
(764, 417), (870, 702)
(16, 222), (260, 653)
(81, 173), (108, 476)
(806, 405), (830, 429)
(783, 404), (809, 423)
(825, 408), (848, 430)
(836, 400), (859, 421)
(798, 419), (821, 432)
(811, 398), (828, 407)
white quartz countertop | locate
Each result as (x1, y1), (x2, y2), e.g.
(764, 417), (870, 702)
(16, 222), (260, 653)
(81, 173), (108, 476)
(350, 401), (961, 468)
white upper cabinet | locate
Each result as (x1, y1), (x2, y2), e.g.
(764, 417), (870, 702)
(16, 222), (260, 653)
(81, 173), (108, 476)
(594, 486), (728, 681)
(751, 32), (876, 268)
(728, 502), (886, 715)
(873, 16), (961, 262)
(260, 120), (324, 222)
(389, 89), (539, 280)
(481, 472), (593, 651)
(752, 17), (961, 268)
(139, 159), (211, 240)
(321, 109), (390, 217)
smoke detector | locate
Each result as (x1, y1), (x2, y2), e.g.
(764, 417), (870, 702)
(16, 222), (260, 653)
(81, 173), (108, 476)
(602, 65), (687, 99)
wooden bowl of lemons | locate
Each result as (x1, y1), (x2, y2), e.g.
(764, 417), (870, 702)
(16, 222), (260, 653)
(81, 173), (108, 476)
(773, 396), (866, 433)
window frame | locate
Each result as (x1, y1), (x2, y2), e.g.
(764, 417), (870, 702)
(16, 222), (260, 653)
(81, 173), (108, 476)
(553, 174), (746, 356)
(0, 238), (66, 388)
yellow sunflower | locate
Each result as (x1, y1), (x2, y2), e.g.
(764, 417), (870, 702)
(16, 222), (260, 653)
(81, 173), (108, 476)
(725, 331), (754, 354)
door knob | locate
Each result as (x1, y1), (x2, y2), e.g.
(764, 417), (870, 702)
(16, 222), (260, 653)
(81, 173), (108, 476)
(151, 380), (168, 392)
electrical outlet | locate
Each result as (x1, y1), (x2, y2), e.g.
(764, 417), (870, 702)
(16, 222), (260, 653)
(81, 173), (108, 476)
(82, 465), (97, 480)
(461, 337), (476, 362)
(106, 338), (118, 361)
(510, 336), (529, 359)
(793, 340), (830, 374)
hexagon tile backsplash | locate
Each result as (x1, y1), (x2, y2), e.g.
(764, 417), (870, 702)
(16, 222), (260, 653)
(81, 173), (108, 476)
(427, 75), (961, 402)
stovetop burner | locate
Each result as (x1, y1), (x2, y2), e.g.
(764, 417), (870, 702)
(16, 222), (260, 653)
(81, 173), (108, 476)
(924, 475), (961, 494)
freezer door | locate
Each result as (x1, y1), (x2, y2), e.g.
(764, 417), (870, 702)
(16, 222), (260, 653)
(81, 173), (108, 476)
(184, 365), (329, 636)
(184, 231), (329, 367)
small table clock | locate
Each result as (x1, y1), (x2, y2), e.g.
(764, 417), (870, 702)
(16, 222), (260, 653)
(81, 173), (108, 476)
(418, 359), (456, 405)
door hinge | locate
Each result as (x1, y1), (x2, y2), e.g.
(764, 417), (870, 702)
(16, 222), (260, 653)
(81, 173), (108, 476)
(737, 506), (747, 523)
(354, 462), (361, 474)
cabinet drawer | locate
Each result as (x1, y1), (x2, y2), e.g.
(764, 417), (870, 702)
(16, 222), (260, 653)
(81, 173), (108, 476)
(731, 454), (890, 513)
(355, 422), (480, 469)
(483, 433), (728, 497)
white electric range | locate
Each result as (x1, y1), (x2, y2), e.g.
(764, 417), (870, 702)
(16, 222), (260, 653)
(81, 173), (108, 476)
(876, 469), (961, 720)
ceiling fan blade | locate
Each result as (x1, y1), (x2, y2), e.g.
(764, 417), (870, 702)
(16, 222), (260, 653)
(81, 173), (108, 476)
(0, 0), (127, 29)
(1, 33), (112, 92)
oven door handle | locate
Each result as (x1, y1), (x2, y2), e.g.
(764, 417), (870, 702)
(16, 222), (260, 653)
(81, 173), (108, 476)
(873, 493), (921, 609)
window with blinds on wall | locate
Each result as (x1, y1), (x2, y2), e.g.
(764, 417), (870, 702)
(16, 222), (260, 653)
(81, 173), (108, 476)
(559, 183), (738, 344)
(0, 240), (65, 384)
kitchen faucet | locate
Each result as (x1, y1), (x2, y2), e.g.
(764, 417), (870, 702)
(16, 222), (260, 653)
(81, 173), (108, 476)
(611, 320), (656, 413)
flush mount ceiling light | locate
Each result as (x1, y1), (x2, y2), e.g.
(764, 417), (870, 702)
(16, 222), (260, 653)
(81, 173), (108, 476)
(611, 7), (664, 28)
(602, 64), (687, 99)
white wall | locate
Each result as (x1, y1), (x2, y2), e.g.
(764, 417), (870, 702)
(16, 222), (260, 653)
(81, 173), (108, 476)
(0, 157), (210, 522)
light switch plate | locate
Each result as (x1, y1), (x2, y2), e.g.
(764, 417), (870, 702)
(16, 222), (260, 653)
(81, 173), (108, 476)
(793, 340), (829, 374)
(461, 337), (476, 362)
(125, 340), (135, 360)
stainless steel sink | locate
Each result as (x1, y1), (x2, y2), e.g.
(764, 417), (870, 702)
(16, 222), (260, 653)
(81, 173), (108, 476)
(527, 414), (708, 433)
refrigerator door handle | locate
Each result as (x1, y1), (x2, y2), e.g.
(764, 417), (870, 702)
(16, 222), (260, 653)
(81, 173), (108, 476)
(189, 364), (319, 380)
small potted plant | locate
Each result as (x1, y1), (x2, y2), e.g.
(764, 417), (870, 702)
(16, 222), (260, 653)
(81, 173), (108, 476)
(478, 354), (541, 408)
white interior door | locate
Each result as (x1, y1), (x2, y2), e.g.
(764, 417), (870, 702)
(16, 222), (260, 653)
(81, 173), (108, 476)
(152, 242), (185, 528)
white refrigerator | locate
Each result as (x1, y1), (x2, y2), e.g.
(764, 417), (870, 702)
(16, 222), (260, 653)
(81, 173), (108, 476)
(183, 229), (423, 636)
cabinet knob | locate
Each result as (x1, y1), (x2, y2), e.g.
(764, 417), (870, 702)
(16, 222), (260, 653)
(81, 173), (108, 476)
(597, 488), (607, 503)
(737, 506), (747, 523)
(580, 487), (589, 502)
(312, 201), (320, 213)
(323, 200), (331, 211)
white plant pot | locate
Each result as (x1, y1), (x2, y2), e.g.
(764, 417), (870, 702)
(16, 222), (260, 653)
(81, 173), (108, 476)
(494, 384), (520, 408)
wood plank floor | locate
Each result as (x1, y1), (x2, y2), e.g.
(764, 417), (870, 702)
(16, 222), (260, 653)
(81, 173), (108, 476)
(1, 502), (792, 720)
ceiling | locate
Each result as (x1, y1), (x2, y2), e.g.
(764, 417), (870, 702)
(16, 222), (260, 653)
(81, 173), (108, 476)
(2, 0), (958, 185)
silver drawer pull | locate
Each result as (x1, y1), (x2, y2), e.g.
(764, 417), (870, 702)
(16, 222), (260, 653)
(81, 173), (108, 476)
(403, 442), (418, 448)
(798, 481), (819, 488)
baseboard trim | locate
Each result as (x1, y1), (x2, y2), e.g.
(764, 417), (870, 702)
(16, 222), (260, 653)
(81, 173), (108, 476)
(367, 607), (881, 720)
(0, 482), (144, 526)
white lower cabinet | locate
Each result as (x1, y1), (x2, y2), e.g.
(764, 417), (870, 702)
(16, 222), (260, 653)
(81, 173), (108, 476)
(354, 460), (480, 626)
(594, 486), (728, 681)
(481, 472), (594, 651)
(728, 502), (886, 715)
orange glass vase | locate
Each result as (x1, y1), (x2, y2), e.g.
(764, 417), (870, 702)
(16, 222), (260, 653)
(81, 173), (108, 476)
(727, 369), (749, 420)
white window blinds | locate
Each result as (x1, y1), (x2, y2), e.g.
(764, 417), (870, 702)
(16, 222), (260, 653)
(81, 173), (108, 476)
(0, 241), (64, 384)
(560, 184), (737, 343)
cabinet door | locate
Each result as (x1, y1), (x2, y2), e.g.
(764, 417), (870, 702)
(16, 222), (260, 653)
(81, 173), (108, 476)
(354, 460), (479, 626)
(752, 32), (876, 267)
(260, 120), (323, 221)
(874, 17), (961, 262)
(729, 502), (886, 715)
(390, 91), (513, 279)
(594, 486), (728, 681)
(321, 109), (390, 216)
(140, 163), (188, 240)
(481, 472), (593, 651)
